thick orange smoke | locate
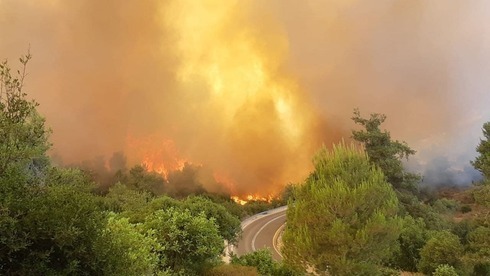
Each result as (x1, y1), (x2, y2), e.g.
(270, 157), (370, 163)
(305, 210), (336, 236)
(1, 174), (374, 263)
(1, 1), (489, 194)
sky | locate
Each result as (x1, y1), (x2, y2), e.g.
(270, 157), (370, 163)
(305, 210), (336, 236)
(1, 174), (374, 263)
(1, 0), (489, 195)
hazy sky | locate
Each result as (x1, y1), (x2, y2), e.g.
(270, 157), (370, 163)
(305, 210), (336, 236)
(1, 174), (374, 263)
(1, 0), (489, 194)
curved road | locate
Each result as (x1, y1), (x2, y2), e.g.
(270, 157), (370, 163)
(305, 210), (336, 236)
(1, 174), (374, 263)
(234, 206), (287, 261)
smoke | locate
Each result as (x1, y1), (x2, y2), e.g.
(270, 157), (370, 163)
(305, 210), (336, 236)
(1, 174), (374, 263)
(1, 1), (489, 194)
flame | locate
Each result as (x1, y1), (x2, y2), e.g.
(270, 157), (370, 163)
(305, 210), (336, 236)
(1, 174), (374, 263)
(157, 0), (320, 196)
(231, 196), (248, 206)
(231, 194), (275, 205)
(127, 134), (187, 178)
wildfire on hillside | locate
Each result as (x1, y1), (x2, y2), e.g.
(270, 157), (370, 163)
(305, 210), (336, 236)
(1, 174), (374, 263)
(231, 194), (275, 205)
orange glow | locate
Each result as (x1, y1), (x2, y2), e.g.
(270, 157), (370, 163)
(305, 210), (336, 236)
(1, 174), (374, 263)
(127, 135), (187, 178)
(231, 194), (275, 205)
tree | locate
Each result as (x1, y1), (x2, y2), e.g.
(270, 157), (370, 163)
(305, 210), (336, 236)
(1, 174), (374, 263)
(464, 226), (490, 275)
(103, 182), (154, 223)
(433, 264), (459, 276)
(124, 165), (166, 195)
(0, 168), (107, 275)
(283, 144), (402, 275)
(351, 108), (420, 192)
(417, 231), (464, 275)
(391, 216), (429, 272)
(93, 214), (163, 275)
(0, 53), (50, 180)
(144, 208), (224, 274)
(472, 122), (490, 182)
(183, 196), (241, 244)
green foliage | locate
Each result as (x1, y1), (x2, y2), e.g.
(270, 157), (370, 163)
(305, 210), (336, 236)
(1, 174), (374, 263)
(463, 226), (490, 274)
(473, 184), (490, 207)
(0, 54), (50, 180)
(201, 192), (248, 219)
(433, 264), (459, 276)
(231, 250), (303, 276)
(461, 205), (472, 213)
(166, 163), (207, 198)
(183, 196), (242, 244)
(232, 250), (277, 275)
(283, 144), (402, 275)
(124, 165), (166, 195)
(144, 208), (224, 275)
(103, 182), (154, 222)
(467, 227), (490, 258)
(398, 192), (452, 231)
(432, 198), (460, 214)
(390, 216), (429, 272)
(417, 231), (464, 275)
(351, 108), (420, 192)
(205, 264), (259, 276)
(1, 168), (107, 275)
(472, 122), (490, 181)
(0, 55), (242, 275)
(94, 214), (161, 275)
(452, 219), (478, 246)
(242, 199), (283, 218)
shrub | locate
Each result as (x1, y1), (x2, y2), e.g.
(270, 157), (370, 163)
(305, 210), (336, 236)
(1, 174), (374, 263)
(433, 264), (458, 276)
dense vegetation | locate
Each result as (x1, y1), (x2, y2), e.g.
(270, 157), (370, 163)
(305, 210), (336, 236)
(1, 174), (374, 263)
(283, 110), (490, 275)
(0, 56), (289, 275)
(2, 56), (490, 275)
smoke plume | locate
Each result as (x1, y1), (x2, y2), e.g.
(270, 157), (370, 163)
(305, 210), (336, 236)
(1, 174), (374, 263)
(1, 1), (489, 195)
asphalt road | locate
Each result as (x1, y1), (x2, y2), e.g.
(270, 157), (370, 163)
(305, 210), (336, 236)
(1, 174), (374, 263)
(234, 206), (287, 261)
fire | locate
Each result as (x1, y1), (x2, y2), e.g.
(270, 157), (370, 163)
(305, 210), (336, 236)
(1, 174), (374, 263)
(127, 135), (187, 178)
(231, 196), (248, 206)
(231, 194), (275, 205)
(155, 0), (319, 196)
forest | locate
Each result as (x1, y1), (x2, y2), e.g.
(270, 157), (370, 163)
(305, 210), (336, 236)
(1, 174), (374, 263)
(2, 55), (490, 276)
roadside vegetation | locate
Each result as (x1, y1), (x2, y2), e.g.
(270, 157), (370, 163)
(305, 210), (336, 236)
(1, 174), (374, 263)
(2, 56), (490, 275)
(283, 110), (490, 275)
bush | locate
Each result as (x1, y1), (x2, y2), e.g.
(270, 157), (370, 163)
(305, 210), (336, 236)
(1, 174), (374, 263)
(433, 198), (460, 214)
(417, 231), (463, 275)
(204, 264), (258, 276)
(473, 185), (490, 207)
(433, 264), (458, 276)
(390, 216), (429, 271)
(231, 250), (303, 276)
(460, 205), (472, 213)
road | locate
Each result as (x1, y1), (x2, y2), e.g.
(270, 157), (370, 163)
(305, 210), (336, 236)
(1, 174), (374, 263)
(234, 206), (287, 261)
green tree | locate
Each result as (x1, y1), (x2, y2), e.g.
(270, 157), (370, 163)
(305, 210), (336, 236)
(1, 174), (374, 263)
(391, 216), (429, 272)
(124, 165), (166, 195)
(351, 109), (420, 192)
(1, 168), (107, 275)
(144, 208), (224, 275)
(472, 122), (490, 182)
(464, 226), (490, 275)
(103, 182), (154, 223)
(433, 264), (459, 276)
(94, 214), (163, 275)
(183, 196), (241, 244)
(0, 53), (50, 179)
(417, 231), (464, 275)
(283, 144), (402, 275)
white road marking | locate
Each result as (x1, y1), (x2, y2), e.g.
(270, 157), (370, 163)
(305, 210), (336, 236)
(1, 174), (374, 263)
(272, 223), (286, 258)
(251, 213), (286, 251)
